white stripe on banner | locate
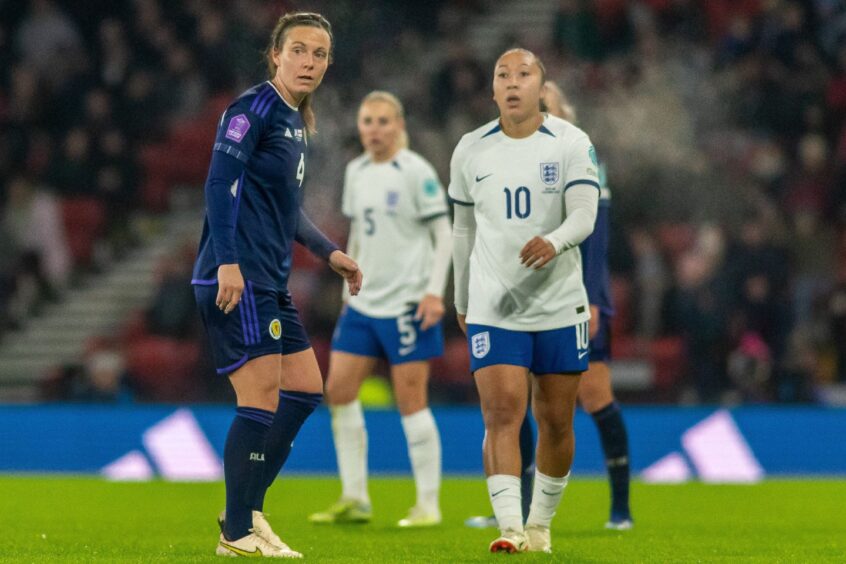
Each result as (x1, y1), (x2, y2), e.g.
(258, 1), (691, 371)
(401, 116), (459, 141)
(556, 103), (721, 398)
(101, 450), (154, 481)
(142, 409), (223, 481)
(682, 410), (764, 483)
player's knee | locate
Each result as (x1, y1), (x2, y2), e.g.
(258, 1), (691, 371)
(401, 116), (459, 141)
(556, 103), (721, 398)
(325, 376), (356, 406)
(483, 401), (523, 431)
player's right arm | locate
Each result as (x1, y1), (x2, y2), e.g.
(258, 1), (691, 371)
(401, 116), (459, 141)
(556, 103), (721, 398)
(448, 137), (474, 334)
(205, 96), (267, 313)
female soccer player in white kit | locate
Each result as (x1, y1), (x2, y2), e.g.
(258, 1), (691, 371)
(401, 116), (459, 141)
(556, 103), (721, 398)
(309, 92), (452, 527)
(450, 49), (599, 554)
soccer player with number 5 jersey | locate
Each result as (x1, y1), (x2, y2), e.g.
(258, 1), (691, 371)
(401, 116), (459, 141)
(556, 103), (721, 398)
(309, 92), (452, 528)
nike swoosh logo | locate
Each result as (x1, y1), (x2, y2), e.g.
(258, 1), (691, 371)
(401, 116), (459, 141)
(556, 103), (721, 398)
(491, 488), (508, 497)
(541, 489), (559, 496)
(578, 350), (590, 359)
(220, 542), (263, 557)
(475, 173), (493, 182)
(398, 345), (416, 356)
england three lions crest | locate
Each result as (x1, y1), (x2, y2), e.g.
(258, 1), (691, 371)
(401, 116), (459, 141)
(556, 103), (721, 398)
(540, 162), (559, 186)
(471, 331), (490, 359)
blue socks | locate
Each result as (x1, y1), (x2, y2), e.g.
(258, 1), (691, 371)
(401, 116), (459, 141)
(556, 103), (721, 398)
(592, 402), (631, 519)
(224, 407), (273, 541)
(518, 411), (535, 522)
(255, 390), (323, 511)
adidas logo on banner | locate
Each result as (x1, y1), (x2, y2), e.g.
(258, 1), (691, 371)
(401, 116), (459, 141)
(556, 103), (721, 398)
(641, 410), (764, 484)
(101, 409), (223, 482)
(285, 128), (293, 138)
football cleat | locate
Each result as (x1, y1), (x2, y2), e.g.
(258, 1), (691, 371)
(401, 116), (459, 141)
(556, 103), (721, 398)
(489, 529), (528, 554)
(525, 524), (552, 553)
(215, 532), (302, 558)
(464, 515), (498, 529)
(308, 498), (372, 524)
(397, 505), (441, 528)
(218, 511), (294, 551)
(605, 517), (634, 530)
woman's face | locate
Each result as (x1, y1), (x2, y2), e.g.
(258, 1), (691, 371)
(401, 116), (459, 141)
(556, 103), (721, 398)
(492, 51), (543, 122)
(272, 25), (331, 100)
(358, 100), (403, 158)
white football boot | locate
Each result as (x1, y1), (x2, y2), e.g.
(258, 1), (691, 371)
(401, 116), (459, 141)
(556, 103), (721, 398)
(215, 532), (302, 558)
(488, 529), (528, 553)
(525, 524), (552, 553)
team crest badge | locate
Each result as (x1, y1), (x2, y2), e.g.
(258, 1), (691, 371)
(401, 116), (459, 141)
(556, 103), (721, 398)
(386, 190), (400, 212)
(540, 162), (559, 186)
(269, 319), (282, 340)
(471, 331), (490, 359)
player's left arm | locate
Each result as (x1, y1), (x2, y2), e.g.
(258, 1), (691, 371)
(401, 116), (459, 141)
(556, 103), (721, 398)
(414, 161), (452, 330)
(521, 134), (600, 269)
(295, 210), (362, 296)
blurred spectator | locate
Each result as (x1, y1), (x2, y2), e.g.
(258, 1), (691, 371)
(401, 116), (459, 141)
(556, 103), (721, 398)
(2, 174), (71, 294)
(146, 243), (198, 339)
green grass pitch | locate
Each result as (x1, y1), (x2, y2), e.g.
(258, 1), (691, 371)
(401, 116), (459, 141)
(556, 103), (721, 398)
(3, 476), (844, 562)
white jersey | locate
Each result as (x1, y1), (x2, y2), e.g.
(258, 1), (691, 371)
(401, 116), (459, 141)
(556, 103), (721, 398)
(449, 115), (599, 331)
(343, 148), (449, 317)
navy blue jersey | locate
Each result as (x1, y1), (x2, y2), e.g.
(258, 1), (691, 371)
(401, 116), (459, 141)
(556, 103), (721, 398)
(579, 163), (614, 316)
(192, 81), (335, 290)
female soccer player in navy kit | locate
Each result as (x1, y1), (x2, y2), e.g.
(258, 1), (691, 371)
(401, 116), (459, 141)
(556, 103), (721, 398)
(309, 92), (451, 528)
(191, 12), (361, 558)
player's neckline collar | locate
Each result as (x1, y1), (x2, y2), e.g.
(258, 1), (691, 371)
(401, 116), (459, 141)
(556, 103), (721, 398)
(266, 81), (299, 111)
(492, 116), (555, 141)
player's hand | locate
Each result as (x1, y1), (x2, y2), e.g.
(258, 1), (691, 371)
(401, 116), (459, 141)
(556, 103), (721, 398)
(519, 236), (556, 269)
(329, 250), (363, 296)
(415, 294), (445, 331)
(589, 305), (600, 339)
(216, 263), (244, 315)
(457, 313), (467, 336)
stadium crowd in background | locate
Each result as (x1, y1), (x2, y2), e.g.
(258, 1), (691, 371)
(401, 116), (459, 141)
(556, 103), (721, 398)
(1, 0), (845, 405)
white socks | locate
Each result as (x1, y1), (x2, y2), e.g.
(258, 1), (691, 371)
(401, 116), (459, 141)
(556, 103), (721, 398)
(487, 474), (523, 532)
(330, 400), (370, 504)
(401, 408), (442, 514)
(526, 471), (570, 528)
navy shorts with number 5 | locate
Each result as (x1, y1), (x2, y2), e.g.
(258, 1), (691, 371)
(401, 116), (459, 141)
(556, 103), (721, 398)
(331, 304), (444, 365)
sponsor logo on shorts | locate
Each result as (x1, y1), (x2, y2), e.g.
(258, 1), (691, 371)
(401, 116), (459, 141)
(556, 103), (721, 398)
(269, 319), (282, 340)
(471, 331), (490, 359)
(399, 344), (416, 357)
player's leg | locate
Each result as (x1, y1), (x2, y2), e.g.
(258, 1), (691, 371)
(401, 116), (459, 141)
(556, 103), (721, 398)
(466, 375), (533, 530)
(382, 310), (444, 527)
(307, 351), (377, 523)
(578, 361), (632, 529)
(194, 283), (289, 553)
(390, 360), (442, 526)
(466, 324), (533, 552)
(523, 322), (589, 553)
(310, 305), (382, 523)
(223, 356), (281, 543)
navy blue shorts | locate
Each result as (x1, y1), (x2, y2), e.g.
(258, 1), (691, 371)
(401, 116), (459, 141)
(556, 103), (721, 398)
(590, 313), (612, 363)
(194, 281), (310, 375)
(331, 304), (444, 365)
(466, 322), (590, 375)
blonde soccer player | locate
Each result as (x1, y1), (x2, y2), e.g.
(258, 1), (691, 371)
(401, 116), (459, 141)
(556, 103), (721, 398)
(450, 49), (600, 554)
(308, 91), (451, 528)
